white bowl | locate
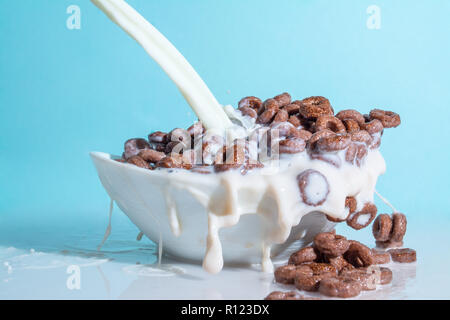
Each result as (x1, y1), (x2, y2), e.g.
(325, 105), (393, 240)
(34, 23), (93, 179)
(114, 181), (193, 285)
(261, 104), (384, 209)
(90, 152), (335, 266)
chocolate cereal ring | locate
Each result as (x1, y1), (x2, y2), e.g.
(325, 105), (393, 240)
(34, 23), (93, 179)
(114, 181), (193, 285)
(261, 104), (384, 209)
(368, 131), (383, 149)
(156, 156), (183, 169)
(315, 115), (346, 134)
(238, 106), (257, 119)
(269, 121), (295, 138)
(372, 214), (393, 241)
(298, 96), (334, 119)
(124, 138), (151, 159)
(319, 277), (362, 298)
(294, 264), (336, 292)
(288, 246), (318, 265)
(342, 119), (360, 133)
(369, 109), (401, 128)
(350, 130), (372, 145)
(264, 291), (287, 300)
(238, 96), (262, 112)
(262, 98), (280, 112)
(256, 108), (277, 124)
(291, 129), (313, 141)
(264, 291), (314, 300)
(283, 103), (300, 115)
(345, 196), (357, 215)
(375, 240), (403, 249)
(273, 109), (289, 123)
(363, 119), (384, 135)
(297, 169), (330, 206)
(274, 264), (298, 284)
(307, 129), (335, 149)
(127, 155), (150, 169)
(346, 202), (377, 230)
(388, 248), (416, 263)
(288, 115), (301, 127)
(344, 241), (374, 267)
(293, 265), (317, 291)
(340, 268), (377, 291)
(314, 232), (350, 257)
(327, 256), (352, 272)
(305, 262), (338, 276)
(336, 109), (366, 126)
(148, 131), (168, 144)
(355, 144), (368, 166)
(391, 213), (407, 242)
(345, 143), (358, 164)
(346, 143), (368, 167)
(371, 249), (391, 264)
(279, 138), (306, 154)
(138, 149), (166, 163)
(273, 92), (291, 107)
(316, 134), (351, 152)
(269, 122), (293, 138)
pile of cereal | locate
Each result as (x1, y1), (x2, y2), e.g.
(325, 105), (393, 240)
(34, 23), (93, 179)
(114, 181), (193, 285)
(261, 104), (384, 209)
(117, 93), (400, 174)
(265, 213), (416, 300)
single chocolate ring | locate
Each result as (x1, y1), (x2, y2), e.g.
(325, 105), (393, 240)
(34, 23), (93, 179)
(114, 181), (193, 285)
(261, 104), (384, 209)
(307, 129), (335, 150)
(298, 96), (334, 119)
(342, 118), (360, 133)
(391, 213), (407, 242)
(288, 246), (318, 265)
(238, 96), (262, 111)
(279, 138), (306, 154)
(274, 264), (299, 284)
(371, 249), (391, 264)
(369, 109), (401, 128)
(315, 115), (346, 134)
(363, 119), (384, 134)
(127, 155), (150, 169)
(344, 240), (374, 267)
(372, 214), (393, 241)
(388, 248), (416, 263)
(336, 109), (366, 126)
(314, 232), (350, 257)
(346, 203), (377, 230)
(297, 169), (330, 206)
(273, 92), (291, 107)
(319, 277), (362, 298)
(238, 106), (257, 118)
(316, 134), (351, 152)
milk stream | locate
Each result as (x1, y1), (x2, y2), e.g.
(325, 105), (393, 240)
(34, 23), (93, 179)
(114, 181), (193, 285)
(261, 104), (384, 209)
(375, 190), (399, 213)
(91, 0), (232, 133)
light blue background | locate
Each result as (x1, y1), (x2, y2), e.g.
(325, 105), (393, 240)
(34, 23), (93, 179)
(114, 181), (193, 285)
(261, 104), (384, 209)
(0, 0), (449, 299)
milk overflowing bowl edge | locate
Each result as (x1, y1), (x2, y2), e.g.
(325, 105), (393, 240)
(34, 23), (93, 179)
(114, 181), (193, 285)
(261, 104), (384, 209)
(90, 148), (386, 273)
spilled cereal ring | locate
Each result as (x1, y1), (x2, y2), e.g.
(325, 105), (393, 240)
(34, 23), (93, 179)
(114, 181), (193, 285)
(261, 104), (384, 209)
(391, 213), (407, 242)
(372, 214), (393, 241)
